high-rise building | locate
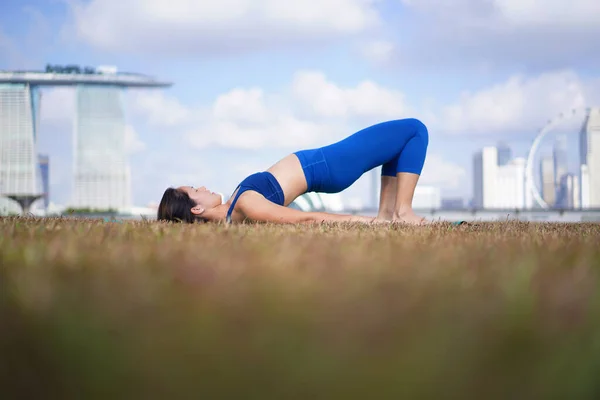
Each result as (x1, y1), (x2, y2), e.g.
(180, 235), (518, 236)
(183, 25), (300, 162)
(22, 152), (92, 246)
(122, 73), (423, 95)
(539, 155), (555, 206)
(495, 158), (526, 209)
(556, 173), (580, 209)
(473, 147), (498, 208)
(553, 134), (568, 190)
(413, 186), (441, 209)
(72, 86), (131, 210)
(0, 83), (41, 214)
(38, 154), (49, 209)
(580, 164), (590, 208)
(370, 167), (380, 209)
(497, 142), (512, 166)
(580, 108), (600, 208)
(573, 174), (581, 209)
(441, 197), (464, 209)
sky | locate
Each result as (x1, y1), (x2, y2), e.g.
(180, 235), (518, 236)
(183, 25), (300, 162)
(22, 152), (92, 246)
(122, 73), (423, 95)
(1, 0), (600, 208)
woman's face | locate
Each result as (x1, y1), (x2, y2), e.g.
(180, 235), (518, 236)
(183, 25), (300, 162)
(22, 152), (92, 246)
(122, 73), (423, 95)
(178, 186), (222, 212)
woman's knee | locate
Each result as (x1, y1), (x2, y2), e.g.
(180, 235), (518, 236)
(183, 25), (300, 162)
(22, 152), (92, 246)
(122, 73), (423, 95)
(406, 118), (429, 146)
(404, 118), (427, 132)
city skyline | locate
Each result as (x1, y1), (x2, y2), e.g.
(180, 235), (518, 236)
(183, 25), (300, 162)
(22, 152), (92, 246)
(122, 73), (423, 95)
(1, 0), (600, 212)
(471, 107), (599, 211)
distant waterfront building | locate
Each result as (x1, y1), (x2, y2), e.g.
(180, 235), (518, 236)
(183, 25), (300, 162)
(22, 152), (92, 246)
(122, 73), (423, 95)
(495, 158), (526, 209)
(72, 86), (131, 209)
(441, 197), (464, 209)
(38, 154), (49, 209)
(580, 164), (590, 208)
(413, 186), (441, 209)
(573, 174), (581, 209)
(473, 146), (498, 209)
(0, 83), (41, 214)
(580, 108), (600, 208)
(539, 155), (555, 206)
(497, 142), (512, 166)
(553, 134), (568, 187)
(473, 144), (530, 209)
(292, 192), (345, 213)
(370, 167), (380, 209)
(556, 173), (580, 209)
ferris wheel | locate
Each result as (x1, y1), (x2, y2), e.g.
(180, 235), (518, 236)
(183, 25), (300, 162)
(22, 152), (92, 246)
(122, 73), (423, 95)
(525, 106), (591, 209)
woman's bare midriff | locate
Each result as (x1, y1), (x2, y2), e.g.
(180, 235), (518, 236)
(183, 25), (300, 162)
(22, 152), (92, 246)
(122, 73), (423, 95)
(266, 153), (308, 206)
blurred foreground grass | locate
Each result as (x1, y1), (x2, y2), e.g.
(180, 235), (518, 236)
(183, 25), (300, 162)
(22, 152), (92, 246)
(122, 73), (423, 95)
(2, 217), (600, 399)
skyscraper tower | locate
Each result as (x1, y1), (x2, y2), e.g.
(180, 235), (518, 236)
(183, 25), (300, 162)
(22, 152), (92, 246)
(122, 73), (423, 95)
(539, 155), (555, 206)
(472, 147), (498, 208)
(497, 142), (512, 166)
(0, 83), (43, 214)
(72, 86), (131, 210)
(552, 134), (568, 208)
(553, 134), (568, 184)
(38, 154), (49, 209)
(580, 107), (600, 207)
(370, 167), (380, 210)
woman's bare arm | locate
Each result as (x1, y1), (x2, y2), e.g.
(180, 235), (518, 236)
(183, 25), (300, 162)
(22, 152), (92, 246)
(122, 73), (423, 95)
(238, 192), (380, 225)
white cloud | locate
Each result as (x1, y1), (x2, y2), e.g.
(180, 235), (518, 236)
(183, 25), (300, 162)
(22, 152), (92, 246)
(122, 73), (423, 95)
(65, 0), (382, 54)
(390, 0), (600, 70)
(357, 40), (395, 64)
(129, 89), (327, 150)
(419, 154), (466, 189)
(40, 88), (74, 128)
(401, 0), (600, 27)
(291, 70), (409, 120)
(437, 70), (588, 135)
(212, 88), (272, 124)
(186, 116), (330, 150)
(124, 125), (146, 154)
(0, 29), (25, 68)
(131, 70), (411, 150)
(129, 91), (191, 128)
(183, 86), (333, 149)
(492, 0), (600, 27)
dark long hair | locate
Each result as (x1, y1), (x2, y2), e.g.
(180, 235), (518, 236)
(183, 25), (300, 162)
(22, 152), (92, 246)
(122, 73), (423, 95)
(157, 187), (202, 223)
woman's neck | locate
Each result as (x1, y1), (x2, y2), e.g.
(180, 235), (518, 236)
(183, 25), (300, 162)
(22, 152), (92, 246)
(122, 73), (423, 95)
(201, 203), (229, 223)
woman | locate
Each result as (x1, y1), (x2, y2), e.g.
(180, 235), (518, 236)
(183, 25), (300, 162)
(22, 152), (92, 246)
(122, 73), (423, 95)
(158, 118), (431, 225)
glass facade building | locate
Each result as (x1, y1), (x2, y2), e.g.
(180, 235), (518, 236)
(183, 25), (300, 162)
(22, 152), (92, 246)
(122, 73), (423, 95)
(580, 108), (600, 208)
(0, 83), (41, 213)
(38, 154), (50, 209)
(72, 86), (131, 210)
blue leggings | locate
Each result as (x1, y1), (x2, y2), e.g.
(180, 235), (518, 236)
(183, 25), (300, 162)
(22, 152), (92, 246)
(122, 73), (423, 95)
(294, 118), (429, 193)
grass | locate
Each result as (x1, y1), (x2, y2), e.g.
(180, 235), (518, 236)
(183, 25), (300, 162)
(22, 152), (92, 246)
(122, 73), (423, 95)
(2, 217), (600, 399)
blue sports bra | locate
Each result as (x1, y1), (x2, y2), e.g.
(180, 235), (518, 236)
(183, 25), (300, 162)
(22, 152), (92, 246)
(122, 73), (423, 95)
(226, 172), (285, 223)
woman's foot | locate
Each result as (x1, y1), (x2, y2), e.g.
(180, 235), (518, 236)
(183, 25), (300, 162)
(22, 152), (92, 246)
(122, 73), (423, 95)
(392, 210), (429, 226)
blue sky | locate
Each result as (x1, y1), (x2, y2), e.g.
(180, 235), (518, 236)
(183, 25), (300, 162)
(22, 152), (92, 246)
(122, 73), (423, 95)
(2, 0), (600, 208)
